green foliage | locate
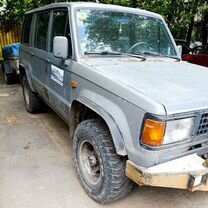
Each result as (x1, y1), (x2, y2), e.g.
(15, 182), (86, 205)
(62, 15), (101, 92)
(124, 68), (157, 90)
(0, 0), (67, 22)
(99, 0), (207, 41)
(0, 0), (207, 42)
(131, 0), (202, 40)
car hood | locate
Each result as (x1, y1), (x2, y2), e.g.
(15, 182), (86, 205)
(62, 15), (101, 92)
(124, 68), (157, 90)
(80, 56), (208, 115)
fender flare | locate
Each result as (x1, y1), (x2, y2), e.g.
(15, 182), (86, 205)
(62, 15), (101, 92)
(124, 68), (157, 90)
(19, 63), (36, 92)
(75, 97), (127, 156)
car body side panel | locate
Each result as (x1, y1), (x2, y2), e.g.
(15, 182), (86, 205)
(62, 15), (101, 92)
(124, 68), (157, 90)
(67, 62), (169, 167)
(19, 45), (36, 92)
(182, 46), (208, 67)
(75, 96), (127, 155)
(20, 3), (208, 169)
(183, 54), (208, 67)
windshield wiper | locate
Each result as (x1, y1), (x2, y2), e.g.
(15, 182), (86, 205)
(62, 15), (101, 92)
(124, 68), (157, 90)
(127, 53), (146, 61)
(132, 51), (180, 61)
(84, 51), (123, 55)
(84, 51), (147, 61)
(133, 52), (161, 56)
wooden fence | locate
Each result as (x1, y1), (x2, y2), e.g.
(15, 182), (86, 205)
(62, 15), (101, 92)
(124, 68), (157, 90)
(0, 23), (21, 58)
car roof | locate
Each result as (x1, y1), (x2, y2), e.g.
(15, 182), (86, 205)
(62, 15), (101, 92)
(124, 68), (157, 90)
(25, 2), (163, 19)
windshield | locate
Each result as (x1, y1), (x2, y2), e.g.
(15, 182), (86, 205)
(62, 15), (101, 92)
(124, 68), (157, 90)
(76, 9), (177, 58)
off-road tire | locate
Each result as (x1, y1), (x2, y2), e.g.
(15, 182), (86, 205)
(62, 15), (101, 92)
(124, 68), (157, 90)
(22, 75), (43, 113)
(73, 119), (134, 204)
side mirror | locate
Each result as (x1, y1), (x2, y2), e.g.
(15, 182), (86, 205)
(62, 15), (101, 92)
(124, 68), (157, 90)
(53, 36), (68, 59)
(177, 45), (182, 57)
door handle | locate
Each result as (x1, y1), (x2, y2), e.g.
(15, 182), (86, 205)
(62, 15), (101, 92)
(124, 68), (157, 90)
(30, 52), (34, 56)
(46, 58), (50, 63)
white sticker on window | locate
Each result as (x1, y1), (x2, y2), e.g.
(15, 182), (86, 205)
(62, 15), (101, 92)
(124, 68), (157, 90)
(51, 65), (64, 86)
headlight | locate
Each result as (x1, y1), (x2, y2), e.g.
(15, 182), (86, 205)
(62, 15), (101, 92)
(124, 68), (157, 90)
(141, 117), (195, 146)
(163, 117), (195, 144)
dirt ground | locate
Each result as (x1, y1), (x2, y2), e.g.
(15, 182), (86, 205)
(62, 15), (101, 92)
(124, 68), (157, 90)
(0, 66), (208, 208)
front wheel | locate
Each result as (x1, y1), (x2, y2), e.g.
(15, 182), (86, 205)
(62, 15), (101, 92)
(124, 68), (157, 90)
(73, 119), (134, 204)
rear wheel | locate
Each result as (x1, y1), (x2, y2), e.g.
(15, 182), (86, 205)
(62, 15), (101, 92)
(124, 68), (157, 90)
(73, 119), (134, 204)
(22, 75), (43, 113)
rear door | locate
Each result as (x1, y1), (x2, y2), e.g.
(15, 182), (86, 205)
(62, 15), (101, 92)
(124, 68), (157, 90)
(46, 8), (73, 122)
(31, 11), (50, 102)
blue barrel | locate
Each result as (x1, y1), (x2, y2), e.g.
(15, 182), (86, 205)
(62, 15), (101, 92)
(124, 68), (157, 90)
(2, 43), (20, 59)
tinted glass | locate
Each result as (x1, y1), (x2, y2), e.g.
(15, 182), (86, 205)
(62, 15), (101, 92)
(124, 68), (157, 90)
(35, 12), (50, 50)
(50, 10), (71, 56)
(22, 14), (32, 44)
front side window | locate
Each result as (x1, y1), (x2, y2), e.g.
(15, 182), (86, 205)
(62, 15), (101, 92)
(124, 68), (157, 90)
(22, 14), (33, 45)
(76, 9), (177, 58)
(50, 9), (72, 56)
(34, 12), (50, 50)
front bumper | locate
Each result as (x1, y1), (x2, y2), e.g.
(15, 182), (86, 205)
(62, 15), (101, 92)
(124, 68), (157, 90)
(126, 154), (208, 191)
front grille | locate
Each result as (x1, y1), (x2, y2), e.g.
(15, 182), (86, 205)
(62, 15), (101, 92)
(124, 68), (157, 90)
(197, 113), (208, 135)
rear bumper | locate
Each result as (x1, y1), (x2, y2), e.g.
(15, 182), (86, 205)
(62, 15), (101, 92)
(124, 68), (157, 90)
(126, 154), (208, 192)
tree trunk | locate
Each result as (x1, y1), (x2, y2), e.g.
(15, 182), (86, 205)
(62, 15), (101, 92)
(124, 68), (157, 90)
(186, 18), (195, 45)
(186, 0), (199, 45)
(131, 0), (137, 8)
(202, 11), (208, 45)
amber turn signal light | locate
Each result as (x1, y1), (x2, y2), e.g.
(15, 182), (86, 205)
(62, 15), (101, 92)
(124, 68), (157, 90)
(70, 81), (78, 88)
(141, 119), (166, 146)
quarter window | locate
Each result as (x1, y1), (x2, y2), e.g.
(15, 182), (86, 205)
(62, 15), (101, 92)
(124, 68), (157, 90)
(34, 12), (50, 50)
(22, 14), (33, 45)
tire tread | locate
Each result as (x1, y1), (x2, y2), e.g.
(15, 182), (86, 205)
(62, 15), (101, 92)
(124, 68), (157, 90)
(73, 119), (134, 204)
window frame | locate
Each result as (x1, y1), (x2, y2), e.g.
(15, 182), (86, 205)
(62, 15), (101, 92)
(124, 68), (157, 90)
(34, 10), (51, 51)
(49, 8), (72, 58)
(21, 14), (33, 45)
(49, 8), (68, 53)
(74, 8), (178, 58)
(31, 6), (73, 58)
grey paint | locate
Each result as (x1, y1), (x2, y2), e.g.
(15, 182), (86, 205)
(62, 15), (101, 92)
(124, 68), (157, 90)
(19, 2), (208, 168)
(81, 57), (208, 115)
(76, 97), (127, 155)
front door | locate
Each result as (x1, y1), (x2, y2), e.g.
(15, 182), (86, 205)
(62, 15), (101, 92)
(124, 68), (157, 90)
(46, 9), (73, 123)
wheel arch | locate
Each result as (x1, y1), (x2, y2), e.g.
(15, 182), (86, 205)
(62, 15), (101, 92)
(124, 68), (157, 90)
(19, 63), (36, 92)
(69, 98), (127, 156)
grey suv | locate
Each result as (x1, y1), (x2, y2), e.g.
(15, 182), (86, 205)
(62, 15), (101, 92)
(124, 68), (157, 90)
(20, 2), (208, 204)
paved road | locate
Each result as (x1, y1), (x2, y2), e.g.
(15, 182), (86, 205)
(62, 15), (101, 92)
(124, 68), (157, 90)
(0, 67), (207, 208)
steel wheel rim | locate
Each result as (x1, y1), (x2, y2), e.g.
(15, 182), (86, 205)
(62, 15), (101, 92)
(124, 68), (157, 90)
(78, 139), (101, 188)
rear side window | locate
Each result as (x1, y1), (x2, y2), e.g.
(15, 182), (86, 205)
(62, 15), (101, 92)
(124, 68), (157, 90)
(34, 12), (50, 50)
(50, 10), (72, 56)
(22, 14), (33, 45)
